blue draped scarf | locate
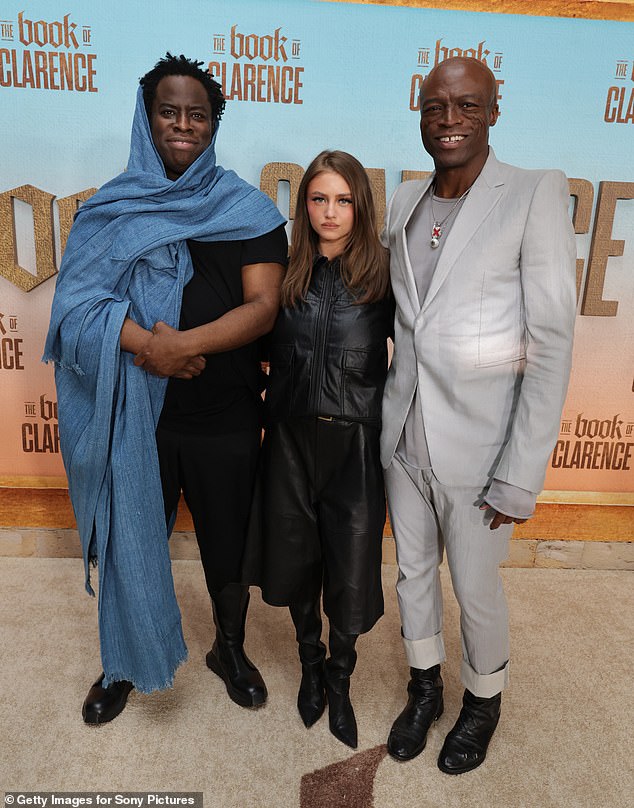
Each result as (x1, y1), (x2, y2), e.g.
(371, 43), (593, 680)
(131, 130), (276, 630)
(43, 86), (285, 693)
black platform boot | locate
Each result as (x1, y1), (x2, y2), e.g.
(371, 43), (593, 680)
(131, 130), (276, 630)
(387, 665), (444, 761)
(206, 583), (267, 708)
(324, 626), (359, 749)
(438, 689), (502, 774)
(290, 599), (327, 728)
(82, 673), (133, 725)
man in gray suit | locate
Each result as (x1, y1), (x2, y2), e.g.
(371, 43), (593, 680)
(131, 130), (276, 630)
(381, 56), (576, 774)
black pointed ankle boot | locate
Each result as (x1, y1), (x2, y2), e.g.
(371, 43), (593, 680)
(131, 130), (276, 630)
(325, 626), (358, 749)
(290, 599), (327, 728)
(437, 689), (501, 774)
(82, 673), (133, 725)
(387, 665), (444, 761)
(206, 583), (267, 708)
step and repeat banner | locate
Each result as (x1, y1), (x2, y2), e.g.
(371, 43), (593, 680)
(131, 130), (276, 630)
(0, 0), (632, 496)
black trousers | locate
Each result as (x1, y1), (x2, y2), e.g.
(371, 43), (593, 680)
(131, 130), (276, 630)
(260, 417), (385, 635)
(156, 423), (261, 596)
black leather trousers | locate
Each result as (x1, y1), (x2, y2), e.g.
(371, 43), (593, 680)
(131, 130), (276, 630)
(261, 417), (385, 635)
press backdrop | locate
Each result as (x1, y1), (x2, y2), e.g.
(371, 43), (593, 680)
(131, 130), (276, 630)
(0, 0), (632, 499)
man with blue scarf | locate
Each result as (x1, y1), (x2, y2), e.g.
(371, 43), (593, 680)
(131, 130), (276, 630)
(43, 54), (287, 724)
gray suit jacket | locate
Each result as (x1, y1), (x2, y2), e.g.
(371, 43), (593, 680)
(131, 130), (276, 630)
(381, 149), (577, 492)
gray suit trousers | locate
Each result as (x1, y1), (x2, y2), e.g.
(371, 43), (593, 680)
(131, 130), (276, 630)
(385, 455), (511, 697)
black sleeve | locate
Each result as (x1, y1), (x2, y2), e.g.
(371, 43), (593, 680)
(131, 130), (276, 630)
(240, 224), (289, 267)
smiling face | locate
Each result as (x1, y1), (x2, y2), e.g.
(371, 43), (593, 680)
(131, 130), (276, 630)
(420, 57), (499, 187)
(306, 170), (355, 260)
(150, 74), (213, 180)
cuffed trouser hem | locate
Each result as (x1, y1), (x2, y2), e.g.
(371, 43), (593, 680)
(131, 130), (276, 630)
(461, 658), (509, 698)
(403, 632), (445, 669)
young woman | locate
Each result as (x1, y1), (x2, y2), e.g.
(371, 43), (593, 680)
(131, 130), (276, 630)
(260, 150), (393, 749)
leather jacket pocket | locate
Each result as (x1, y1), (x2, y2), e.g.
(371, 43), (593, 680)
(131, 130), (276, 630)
(342, 346), (387, 423)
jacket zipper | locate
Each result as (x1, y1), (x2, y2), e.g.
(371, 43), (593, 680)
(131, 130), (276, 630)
(308, 263), (335, 412)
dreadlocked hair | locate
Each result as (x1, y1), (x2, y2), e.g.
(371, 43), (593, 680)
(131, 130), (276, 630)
(139, 52), (225, 125)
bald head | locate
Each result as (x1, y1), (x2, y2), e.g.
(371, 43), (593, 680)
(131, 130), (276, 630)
(423, 57), (498, 111)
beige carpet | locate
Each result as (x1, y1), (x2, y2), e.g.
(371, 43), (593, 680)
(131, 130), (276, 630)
(1, 558), (632, 807)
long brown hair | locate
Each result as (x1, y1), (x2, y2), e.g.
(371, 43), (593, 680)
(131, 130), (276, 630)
(281, 150), (389, 306)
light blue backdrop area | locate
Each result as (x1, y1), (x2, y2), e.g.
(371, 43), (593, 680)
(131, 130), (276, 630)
(0, 0), (631, 200)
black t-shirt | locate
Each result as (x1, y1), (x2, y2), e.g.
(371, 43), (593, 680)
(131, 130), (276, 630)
(158, 224), (288, 433)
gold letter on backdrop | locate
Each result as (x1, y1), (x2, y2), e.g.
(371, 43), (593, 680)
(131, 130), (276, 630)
(582, 182), (634, 316)
(364, 168), (386, 230)
(0, 185), (56, 292)
(401, 170), (433, 183)
(569, 178), (594, 301)
(57, 189), (97, 254)
(260, 163), (304, 220)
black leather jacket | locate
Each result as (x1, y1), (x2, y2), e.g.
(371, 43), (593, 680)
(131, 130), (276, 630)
(265, 256), (393, 427)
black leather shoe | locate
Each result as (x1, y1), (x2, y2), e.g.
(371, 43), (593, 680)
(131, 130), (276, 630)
(298, 660), (326, 728)
(82, 673), (133, 725)
(387, 665), (444, 761)
(206, 640), (267, 708)
(325, 677), (358, 749)
(438, 690), (501, 775)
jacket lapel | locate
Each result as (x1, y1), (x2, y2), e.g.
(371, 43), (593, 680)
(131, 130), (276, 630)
(421, 150), (506, 312)
(396, 175), (434, 320)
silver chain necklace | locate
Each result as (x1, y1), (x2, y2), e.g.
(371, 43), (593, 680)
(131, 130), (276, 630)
(429, 183), (472, 249)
